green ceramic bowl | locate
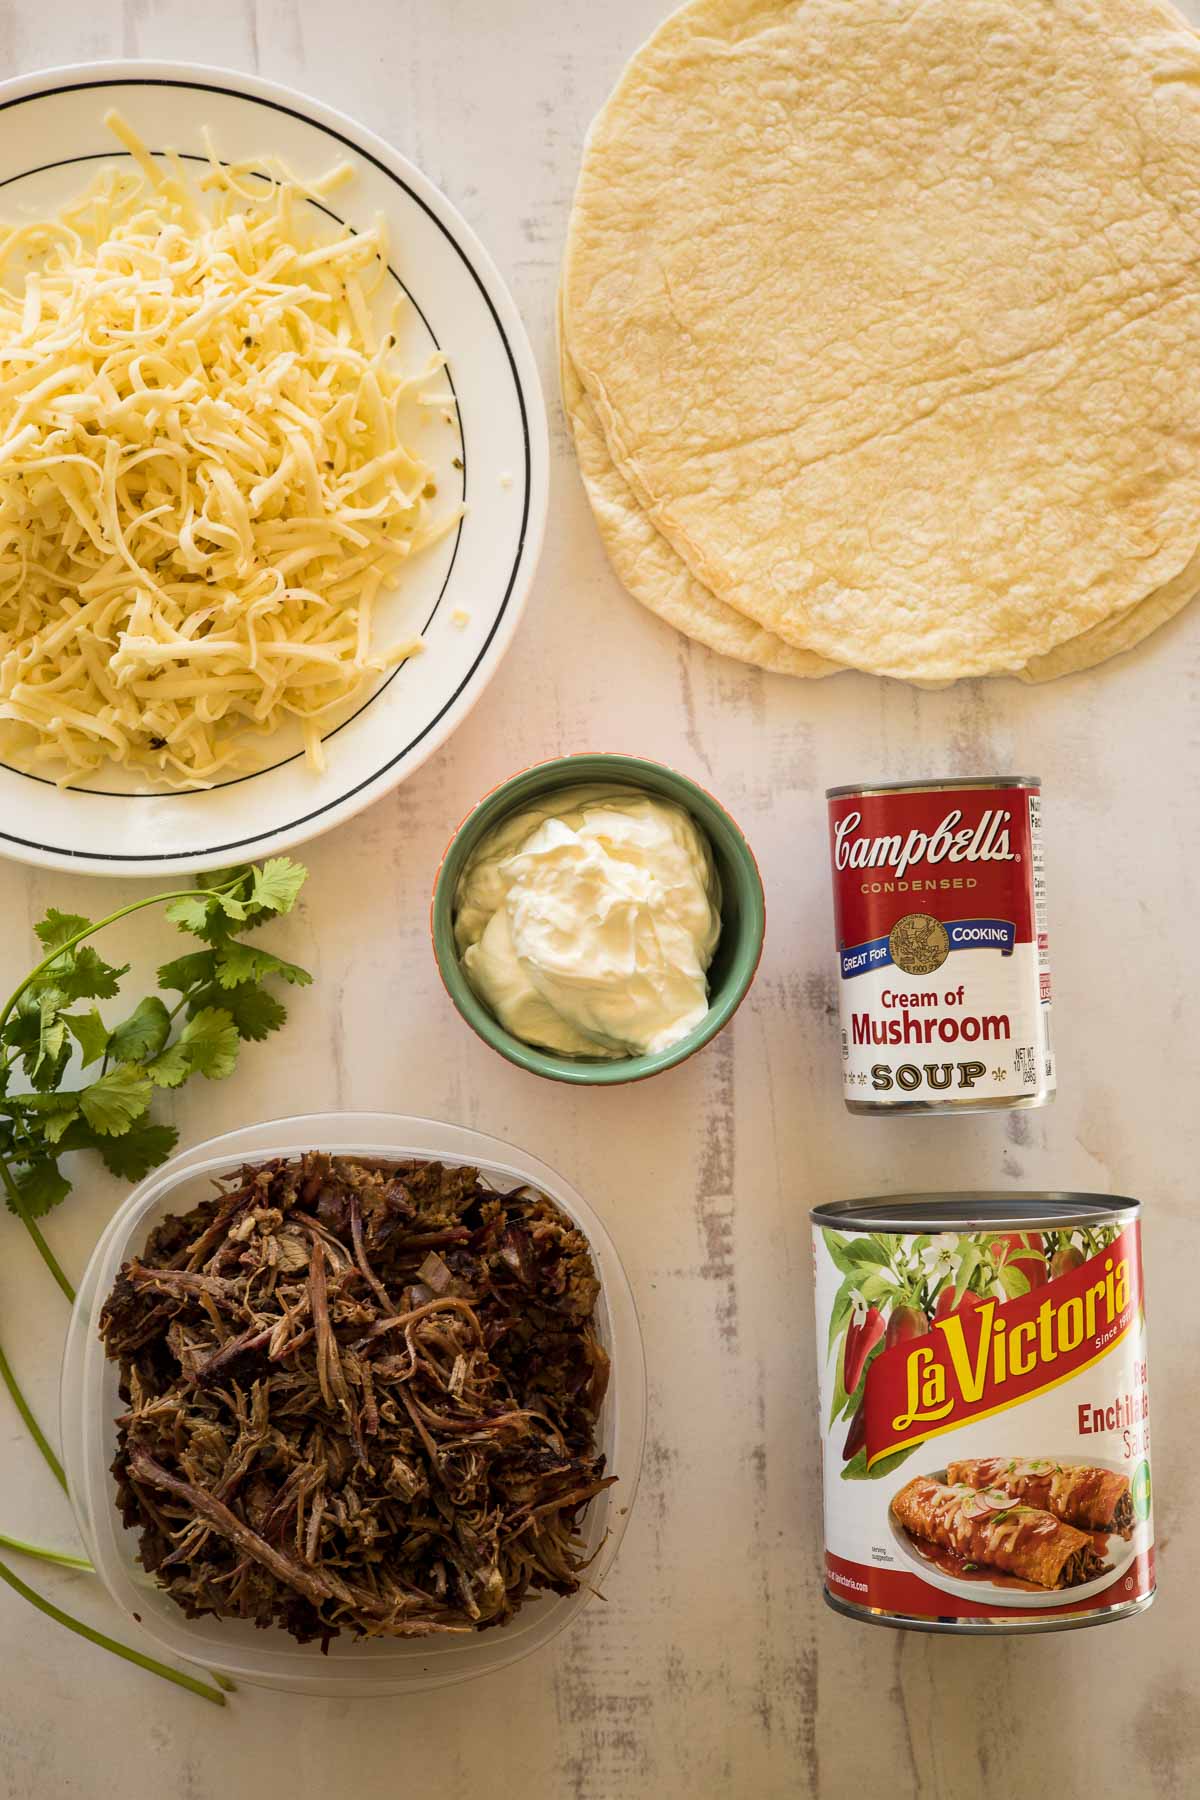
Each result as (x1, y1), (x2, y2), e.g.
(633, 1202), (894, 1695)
(431, 753), (766, 1085)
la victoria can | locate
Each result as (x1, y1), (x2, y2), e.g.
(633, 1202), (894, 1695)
(826, 777), (1054, 1113)
(811, 1193), (1154, 1634)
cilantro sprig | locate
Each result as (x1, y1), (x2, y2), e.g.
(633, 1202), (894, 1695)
(0, 858), (310, 1300)
(0, 859), (308, 1706)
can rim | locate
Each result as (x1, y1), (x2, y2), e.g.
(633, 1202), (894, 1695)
(809, 1191), (1139, 1231)
(825, 776), (1040, 799)
(821, 1586), (1154, 1635)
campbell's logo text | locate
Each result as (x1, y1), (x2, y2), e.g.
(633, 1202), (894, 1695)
(834, 808), (1017, 884)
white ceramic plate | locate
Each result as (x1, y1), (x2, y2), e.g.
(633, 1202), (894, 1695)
(0, 64), (548, 875)
(888, 1462), (1142, 1609)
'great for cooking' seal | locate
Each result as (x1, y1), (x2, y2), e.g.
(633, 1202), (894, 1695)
(826, 776), (1054, 1114)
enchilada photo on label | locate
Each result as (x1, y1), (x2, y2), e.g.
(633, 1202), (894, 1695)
(826, 777), (1055, 1114)
(810, 1194), (1154, 1635)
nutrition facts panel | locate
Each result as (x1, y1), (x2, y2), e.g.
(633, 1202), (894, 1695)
(1029, 790), (1055, 1077)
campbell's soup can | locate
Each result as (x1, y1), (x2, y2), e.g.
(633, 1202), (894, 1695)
(810, 1194), (1154, 1634)
(826, 776), (1054, 1114)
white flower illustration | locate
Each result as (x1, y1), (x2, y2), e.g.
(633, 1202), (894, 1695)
(920, 1233), (961, 1284)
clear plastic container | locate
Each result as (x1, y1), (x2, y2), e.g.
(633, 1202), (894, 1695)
(61, 1113), (646, 1696)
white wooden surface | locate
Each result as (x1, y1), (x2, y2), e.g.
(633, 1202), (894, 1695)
(2, 3), (1199, 1795)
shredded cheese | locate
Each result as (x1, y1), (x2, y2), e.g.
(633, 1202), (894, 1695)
(0, 111), (460, 787)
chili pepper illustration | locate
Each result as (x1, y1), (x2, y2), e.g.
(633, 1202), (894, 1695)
(990, 1230), (1045, 1259)
(989, 1230), (1048, 1286)
(843, 1397), (867, 1462)
(1050, 1243), (1086, 1280)
(884, 1302), (930, 1348)
(843, 1298), (885, 1395)
(934, 1286), (983, 1321)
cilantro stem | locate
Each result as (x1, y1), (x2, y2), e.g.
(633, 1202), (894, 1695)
(0, 882), (238, 1042)
(0, 1158), (75, 1302)
(0, 1335), (68, 1493)
(0, 864), (296, 1709)
(0, 1532), (92, 1572)
(0, 879), (239, 1301)
(0, 1556), (226, 1707)
(26, 1215), (74, 1302)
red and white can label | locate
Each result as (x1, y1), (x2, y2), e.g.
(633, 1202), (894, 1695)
(813, 1219), (1154, 1625)
(827, 783), (1054, 1108)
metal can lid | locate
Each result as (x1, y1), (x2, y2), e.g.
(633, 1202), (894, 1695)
(809, 1192), (1139, 1232)
(825, 775), (1040, 799)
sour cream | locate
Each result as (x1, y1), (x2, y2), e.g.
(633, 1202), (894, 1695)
(453, 785), (722, 1059)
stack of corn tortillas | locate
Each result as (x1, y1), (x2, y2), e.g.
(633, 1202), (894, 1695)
(560, 0), (1200, 685)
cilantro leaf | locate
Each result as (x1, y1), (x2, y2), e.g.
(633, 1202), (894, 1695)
(204, 859), (308, 933)
(249, 859), (306, 917)
(143, 1042), (192, 1089)
(79, 1067), (152, 1136)
(0, 859), (309, 1230)
(20, 1093), (81, 1146)
(35, 1004), (67, 1078)
(156, 950), (216, 993)
(43, 1110), (81, 1147)
(214, 942), (312, 990)
(164, 893), (217, 935)
(164, 887), (252, 942)
(53, 946), (128, 1002)
(2, 995), (42, 1052)
(44, 1117), (105, 1156)
(198, 866), (253, 894)
(27, 1044), (71, 1094)
(10, 1158), (71, 1219)
(7, 995), (69, 1090)
(179, 1008), (240, 1080)
(66, 1009), (110, 1068)
(108, 996), (171, 1065)
(217, 983), (287, 1042)
(97, 1120), (180, 1182)
(33, 909), (93, 953)
(166, 868), (263, 933)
